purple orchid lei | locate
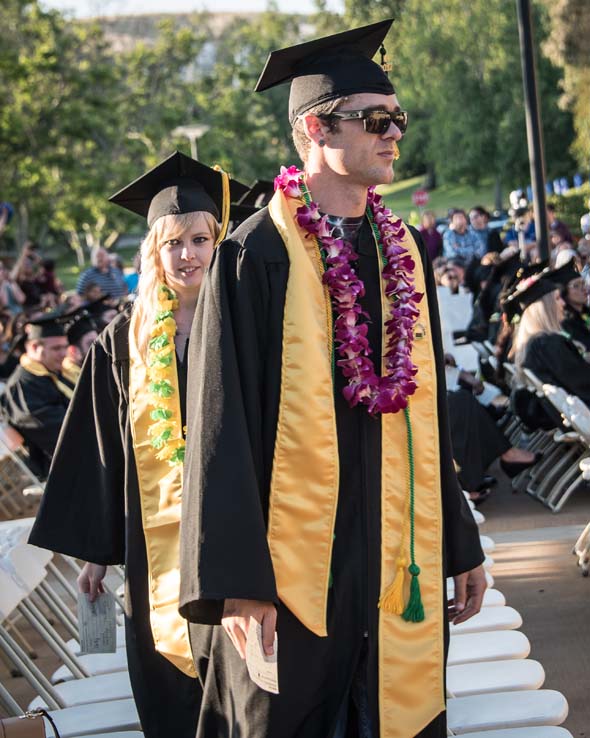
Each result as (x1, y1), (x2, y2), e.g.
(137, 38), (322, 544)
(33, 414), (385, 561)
(274, 165), (423, 416)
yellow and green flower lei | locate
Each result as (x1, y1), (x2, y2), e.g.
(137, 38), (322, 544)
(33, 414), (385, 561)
(146, 285), (185, 465)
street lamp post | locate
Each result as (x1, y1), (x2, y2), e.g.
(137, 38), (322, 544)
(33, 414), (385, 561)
(516, 0), (549, 262)
(172, 124), (210, 160)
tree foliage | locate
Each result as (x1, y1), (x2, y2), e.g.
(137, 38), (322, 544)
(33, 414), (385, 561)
(0, 0), (582, 257)
(337, 0), (576, 189)
(543, 0), (590, 168)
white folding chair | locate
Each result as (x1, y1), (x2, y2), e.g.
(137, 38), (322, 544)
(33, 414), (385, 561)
(449, 606), (522, 636)
(447, 690), (568, 733)
(448, 631), (530, 666)
(479, 535), (495, 553)
(447, 659), (544, 697)
(451, 728), (572, 738)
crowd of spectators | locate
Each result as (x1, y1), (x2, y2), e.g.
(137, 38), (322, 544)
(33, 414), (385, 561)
(0, 192), (589, 498)
(0, 230), (136, 475)
(431, 200), (590, 504)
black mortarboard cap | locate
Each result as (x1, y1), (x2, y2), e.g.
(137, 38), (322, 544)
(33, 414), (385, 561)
(504, 260), (549, 292)
(25, 313), (66, 341)
(255, 20), (395, 124)
(238, 180), (274, 208)
(508, 276), (558, 314)
(229, 203), (258, 226)
(60, 308), (98, 346)
(109, 151), (248, 228)
(546, 261), (580, 288)
(83, 295), (117, 317)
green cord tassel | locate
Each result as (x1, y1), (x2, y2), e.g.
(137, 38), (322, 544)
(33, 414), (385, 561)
(402, 563), (425, 622)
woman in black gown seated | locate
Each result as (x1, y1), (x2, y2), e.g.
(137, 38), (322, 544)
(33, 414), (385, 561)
(549, 260), (590, 353)
(29, 152), (245, 738)
(511, 275), (590, 406)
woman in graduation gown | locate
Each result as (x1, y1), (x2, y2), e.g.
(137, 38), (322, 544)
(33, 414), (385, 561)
(28, 152), (245, 738)
(550, 261), (590, 352)
(511, 275), (590, 405)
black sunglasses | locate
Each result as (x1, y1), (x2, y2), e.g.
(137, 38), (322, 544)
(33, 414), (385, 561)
(322, 109), (408, 135)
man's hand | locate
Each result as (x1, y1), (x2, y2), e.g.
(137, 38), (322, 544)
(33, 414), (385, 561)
(77, 562), (107, 603)
(448, 564), (486, 625)
(222, 599), (277, 660)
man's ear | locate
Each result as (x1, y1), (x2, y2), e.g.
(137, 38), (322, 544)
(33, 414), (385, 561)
(302, 114), (331, 147)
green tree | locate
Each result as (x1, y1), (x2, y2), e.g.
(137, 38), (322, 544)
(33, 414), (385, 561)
(331, 0), (575, 193)
(191, 9), (304, 183)
(0, 3), (212, 262)
(543, 0), (590, 170)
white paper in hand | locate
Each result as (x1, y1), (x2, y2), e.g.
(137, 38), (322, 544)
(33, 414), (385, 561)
(77, 592), (117, 654)
(245, 619), (279, 694)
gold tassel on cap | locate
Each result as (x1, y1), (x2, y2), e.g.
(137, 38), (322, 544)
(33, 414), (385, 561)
(213, 165), (231, 245)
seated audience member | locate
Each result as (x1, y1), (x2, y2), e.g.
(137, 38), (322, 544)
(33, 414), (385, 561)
(446, 360), (537, 501)
(469, 206), (503, 256)
(443, 208), (483, 261)
(76, 247), (128, 300)
(547, 203), (573, 245)
(511, 276), (590, 405)
(548, 261), (590, 351)
(84, 295), (119, 332)
(81, 281), (104, 303)
(0, 260), (25, 314)
(418, 210), (443, 260)
(124, 252), (141, 294)
(36, 259), (63, 300)
(11, 242), (43, 308)
(578, 213), (590, 254)
(503, 207), (536, 256)
(554, 248), (581, 270)
(61, 314), (98, 384)
(59, 291), (84, 312)
(0, 315), (74, 476)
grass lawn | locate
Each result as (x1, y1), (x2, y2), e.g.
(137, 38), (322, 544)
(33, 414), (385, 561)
(379, 175), (499, 222)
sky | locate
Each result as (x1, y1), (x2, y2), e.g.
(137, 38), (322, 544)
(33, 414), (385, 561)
(41, 0), (341, 16)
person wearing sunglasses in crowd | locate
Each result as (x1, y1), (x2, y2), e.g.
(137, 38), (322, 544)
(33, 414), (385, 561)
(549, 260), (590, 352)
(29, 153), (246, 738)
(179, 21), (485, 738)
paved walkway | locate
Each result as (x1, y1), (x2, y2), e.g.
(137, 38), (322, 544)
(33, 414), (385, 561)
(481, 462), (590, 737)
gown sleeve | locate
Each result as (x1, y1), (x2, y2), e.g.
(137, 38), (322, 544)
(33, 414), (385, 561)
(410, 226), (485, 577)
(1, 377), (67, 456)
(179, 240), (279, 625)
(28, 339), (126, 565)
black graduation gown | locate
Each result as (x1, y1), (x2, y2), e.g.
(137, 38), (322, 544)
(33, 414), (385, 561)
(562, 306), (590, 352)
(28, 312), (201, 738)
(0, 364), (73, 477)
(180, 209), (484, 738)
(447, 388), (510, 490)
(524, 332), (590, 406)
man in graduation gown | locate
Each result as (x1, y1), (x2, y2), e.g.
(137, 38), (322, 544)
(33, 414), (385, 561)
(61, 313), (99, 385)
(180, 20), (486, 738)
(0, 315), (73, 477)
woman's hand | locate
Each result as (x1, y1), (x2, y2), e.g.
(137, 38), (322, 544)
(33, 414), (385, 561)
(77, 562), (107, 602)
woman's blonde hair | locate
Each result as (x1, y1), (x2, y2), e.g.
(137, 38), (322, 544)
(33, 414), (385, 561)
(511, 289), (562, 367)
(133, 211), (220, 359)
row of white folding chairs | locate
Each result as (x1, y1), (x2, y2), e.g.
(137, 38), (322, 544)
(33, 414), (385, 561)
(445, 501), (570, 737)
(496, 366), (590, 507)
(0, 510), (571, 736)
(0, 519), (141, 737)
